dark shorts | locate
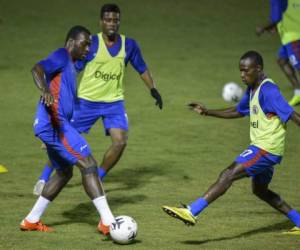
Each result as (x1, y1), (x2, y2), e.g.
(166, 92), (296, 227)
(71, 99), (128, 135)
(278, 40), (300, 69)
(37, 122), (91, 169)
(235, 145), (282, 184)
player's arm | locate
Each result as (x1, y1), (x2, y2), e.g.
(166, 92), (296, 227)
(256, 0), (283, 36)
(290, 111), (300, 126)
(127, 38), (163, 109)
(188, 102), (243, 119)
(31, 64), (54, 107)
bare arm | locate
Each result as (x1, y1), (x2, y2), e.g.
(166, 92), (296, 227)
(188, 102), (243, 119)
(140, 69), (163, 109)
(290, 111), (300, 126)
(31, 64), (54, 106)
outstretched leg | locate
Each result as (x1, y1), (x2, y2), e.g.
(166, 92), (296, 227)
(162, 162), (249, 225)
(98, 128), (127, 179)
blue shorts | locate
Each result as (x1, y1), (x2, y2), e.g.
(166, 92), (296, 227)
(278, 40), (300, 69)
(235, 145), (282, 184)
(37, 122), (91, 169)
(71, 99), (128, 135)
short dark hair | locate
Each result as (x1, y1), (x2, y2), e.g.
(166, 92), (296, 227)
(100, 3), (120, 19)
(240, 50), (264, 69)
(65, 25), (91, 44)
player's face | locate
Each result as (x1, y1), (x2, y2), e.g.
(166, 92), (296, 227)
(239, 58), (261, 87)
(101, 12), (120, 37)
(73, 33), (91, 60)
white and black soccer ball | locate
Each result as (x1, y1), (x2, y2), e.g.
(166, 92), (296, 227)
(110, 215), (138, 245)
(222, 82), (243, 102)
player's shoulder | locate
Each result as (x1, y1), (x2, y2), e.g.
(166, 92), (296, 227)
(124, 36), (139, 47)
(261, 80), (280, 92)
(49, 48), (69, 62)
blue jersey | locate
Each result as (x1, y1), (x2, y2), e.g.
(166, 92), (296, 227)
(34, 48), (77, 135)
(75, 34), (147, 74)
(270, 0), (288, 23)
(236, 80), (294, 123)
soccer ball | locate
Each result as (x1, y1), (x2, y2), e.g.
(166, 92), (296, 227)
(110, 215), (138, 245)
(222, 82), (243, 102)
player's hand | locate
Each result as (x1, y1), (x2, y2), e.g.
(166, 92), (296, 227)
(188, 102), (208, 115)
(150, 88), (163, 109)
(40, 89), (55, 107)
(255, 26), (264, 36)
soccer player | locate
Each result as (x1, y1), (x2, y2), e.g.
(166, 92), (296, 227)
(256, 0), (300, 106)
(162, 51), (300, 235)
(33, 3), (163, 195)
(20, 25), (115, 234)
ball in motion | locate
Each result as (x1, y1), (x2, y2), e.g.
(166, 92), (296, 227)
(110, 215), (138, 244)
(222, 82), (243, 102)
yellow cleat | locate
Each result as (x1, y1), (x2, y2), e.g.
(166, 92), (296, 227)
(162, 205), (196, 226)
(0, 164), (8, 173)
(288, 95), (300, 106)
(282, 226), (300, 235)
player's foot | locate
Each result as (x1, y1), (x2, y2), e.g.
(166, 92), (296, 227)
(289, 95), (300, 106)
(33, 180), (46, 196)
(20, 219), (53, 232)
(97, 220), (110, 235)
(282, 226), (300, 235)
(162, 204), (196, 226)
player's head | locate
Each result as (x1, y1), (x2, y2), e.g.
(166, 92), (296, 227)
(65, 25), (91, 60)
(100, 3), (121, 37)
(239, 51), (264, 87)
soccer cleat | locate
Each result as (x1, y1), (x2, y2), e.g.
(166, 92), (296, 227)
(282, 226), (300, 235)
(97, 220), (110, 235)
(162, 205), (196, 226)
(33, 180), (46, 196)
(288, 95), (300, 106)
(20, 219), (53, 232)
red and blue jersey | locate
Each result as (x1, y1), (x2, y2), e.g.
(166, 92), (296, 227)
(34, 48), (77, 135)
(75, 34), (147, 74)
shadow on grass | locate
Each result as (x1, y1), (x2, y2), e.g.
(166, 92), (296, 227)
(181, 221), (291, 245)
(50, 164), (166, 227)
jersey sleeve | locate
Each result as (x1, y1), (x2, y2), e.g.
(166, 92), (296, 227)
(125, 38), (148, 74)
(270, 0), (287, 23)
(38, 48), (68, 76)
(260, 82), (294, 123)
(74, 35), (98, 72)
(236, 87), (250, 116)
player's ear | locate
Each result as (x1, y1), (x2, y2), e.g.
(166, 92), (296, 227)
(257, 64), (263, 72)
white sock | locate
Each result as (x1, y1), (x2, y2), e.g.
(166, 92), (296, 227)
(25, 196), (50, 223)
(294, 89), (300, 95)
(93, 196), (115, 226)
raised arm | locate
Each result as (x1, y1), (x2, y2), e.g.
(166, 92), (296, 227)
(188, 102), (243, 119)
(31, 64), (54, 106)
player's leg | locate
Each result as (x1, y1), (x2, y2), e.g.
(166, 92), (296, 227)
(277, 43), (300, 106)
(252, 177), (300, 234)
(76, 154), (115, 235)
(98, 101), (128, 179)
(162, 162), (248, 225)
(98, 128), (128, 179)
(33, 161), (54, 196)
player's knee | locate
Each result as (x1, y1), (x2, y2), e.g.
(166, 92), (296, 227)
(112, 139), (127, 150)
(218, 169), (234, 184)
(80, 166), (98, 175)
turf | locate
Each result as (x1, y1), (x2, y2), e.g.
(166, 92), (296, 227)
(1, 0), (300, 249)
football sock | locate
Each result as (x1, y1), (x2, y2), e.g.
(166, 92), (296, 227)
(93, 196), (115, 225)
(287, 209), (300, 227)
(25, 196), (51, 223)
(294, 89), (300, 96)
(39, 164), (53, 182)
(188, 197), (208, 216)
(98, 167), (107, 180)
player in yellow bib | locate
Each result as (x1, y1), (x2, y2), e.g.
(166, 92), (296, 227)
(257, 0), (300, 106)
(163, 51), (300, 235)
(33, 4), (163, 196)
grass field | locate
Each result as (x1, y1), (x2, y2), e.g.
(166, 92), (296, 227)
(1, 0), (300, 249)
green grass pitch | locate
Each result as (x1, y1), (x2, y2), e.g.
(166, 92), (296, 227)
(1, 0), (300, 249)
